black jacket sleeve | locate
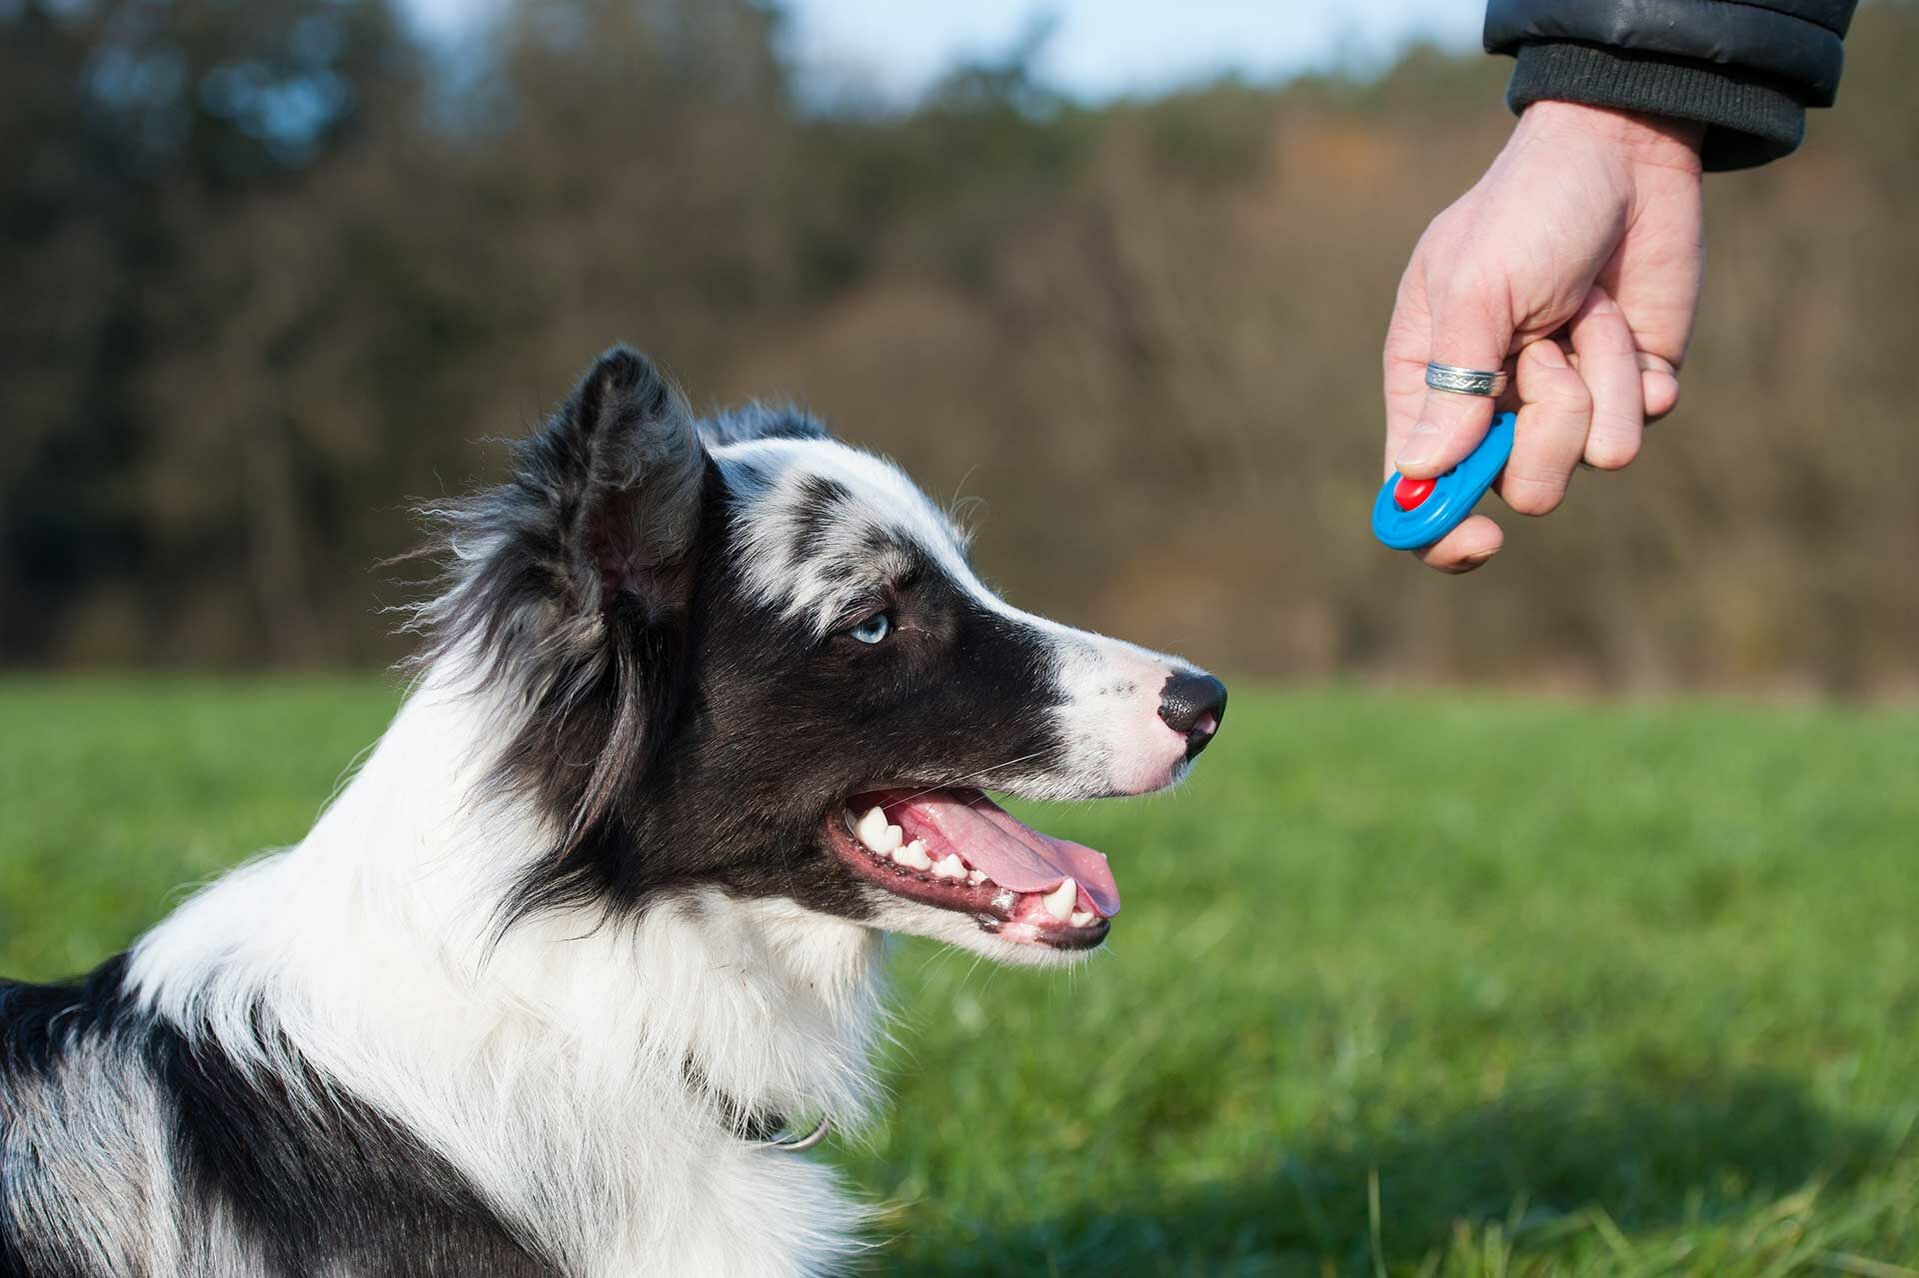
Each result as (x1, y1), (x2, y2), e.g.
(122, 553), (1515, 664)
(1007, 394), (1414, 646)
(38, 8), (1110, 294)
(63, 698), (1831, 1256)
(1484, 0), (1858, 170)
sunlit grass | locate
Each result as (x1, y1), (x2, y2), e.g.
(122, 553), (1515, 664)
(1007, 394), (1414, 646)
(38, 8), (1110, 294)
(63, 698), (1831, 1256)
(2, 679), (1915, 1275)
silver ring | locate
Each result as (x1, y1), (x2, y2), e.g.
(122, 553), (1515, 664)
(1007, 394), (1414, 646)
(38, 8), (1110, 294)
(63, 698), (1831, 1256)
(1425, 362), (1509, 398)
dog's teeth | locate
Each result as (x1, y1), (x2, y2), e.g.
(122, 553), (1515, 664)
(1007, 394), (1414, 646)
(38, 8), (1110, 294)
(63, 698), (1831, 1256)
(856, 807), (900, 854)
(892, 840), (932, 871)
(1070, 910), (1094, 927)
(931, 853), (967, 880)
(1042, 878), (1077, 922)
(967, 869), (987, 885)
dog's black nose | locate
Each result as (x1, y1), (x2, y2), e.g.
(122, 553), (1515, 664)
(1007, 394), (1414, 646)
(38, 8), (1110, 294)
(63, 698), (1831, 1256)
(1158, 671), (1227, 759)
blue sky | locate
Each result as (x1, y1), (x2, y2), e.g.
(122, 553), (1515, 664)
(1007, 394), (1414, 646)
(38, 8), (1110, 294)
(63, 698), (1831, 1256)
(407, 1), (1485, 103)
(781, 1), (1482, 102)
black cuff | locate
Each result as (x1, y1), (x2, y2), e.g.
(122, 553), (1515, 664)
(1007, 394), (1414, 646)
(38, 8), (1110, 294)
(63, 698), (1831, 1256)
(1507, 41), (1805, 171)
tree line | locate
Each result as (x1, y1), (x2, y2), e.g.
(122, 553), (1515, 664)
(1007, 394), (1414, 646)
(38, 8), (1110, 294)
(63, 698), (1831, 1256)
(4, 0), (1915, 691)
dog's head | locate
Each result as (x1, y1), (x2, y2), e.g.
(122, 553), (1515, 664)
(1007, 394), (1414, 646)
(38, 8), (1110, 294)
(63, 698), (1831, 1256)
(424, 348), (1224, 966)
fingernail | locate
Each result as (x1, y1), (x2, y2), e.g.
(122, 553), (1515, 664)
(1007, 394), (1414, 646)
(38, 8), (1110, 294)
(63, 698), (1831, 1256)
(1395, 421), (1440, 469)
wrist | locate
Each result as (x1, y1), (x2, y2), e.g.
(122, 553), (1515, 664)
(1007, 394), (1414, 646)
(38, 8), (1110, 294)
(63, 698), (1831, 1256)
(1518, 101), (1705, 171)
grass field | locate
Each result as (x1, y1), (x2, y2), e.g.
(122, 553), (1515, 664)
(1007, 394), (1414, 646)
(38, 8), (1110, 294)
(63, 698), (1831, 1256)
(2, 678), (1916, 1276)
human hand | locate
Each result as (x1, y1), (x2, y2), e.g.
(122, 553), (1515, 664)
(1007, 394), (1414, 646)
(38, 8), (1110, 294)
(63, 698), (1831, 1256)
(1382, 102), (1705, 572)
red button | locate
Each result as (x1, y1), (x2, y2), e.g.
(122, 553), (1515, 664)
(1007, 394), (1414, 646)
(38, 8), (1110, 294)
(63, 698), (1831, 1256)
(1393, 475), (1435, 510)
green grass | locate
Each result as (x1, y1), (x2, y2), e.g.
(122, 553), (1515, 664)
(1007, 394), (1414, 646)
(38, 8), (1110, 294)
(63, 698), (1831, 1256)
(2, 678), (1916, 1276)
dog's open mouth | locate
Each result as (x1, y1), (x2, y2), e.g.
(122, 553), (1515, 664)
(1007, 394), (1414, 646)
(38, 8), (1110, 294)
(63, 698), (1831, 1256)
(824, 788), (1120, 949)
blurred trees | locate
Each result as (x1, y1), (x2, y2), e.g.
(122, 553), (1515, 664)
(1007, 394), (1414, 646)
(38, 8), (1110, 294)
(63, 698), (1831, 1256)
(1, 0), (417, 660)
(3, 0), (1915, 690)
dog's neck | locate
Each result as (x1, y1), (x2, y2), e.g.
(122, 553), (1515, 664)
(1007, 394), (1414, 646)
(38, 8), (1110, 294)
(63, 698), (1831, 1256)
(130, 671), (885, 1272)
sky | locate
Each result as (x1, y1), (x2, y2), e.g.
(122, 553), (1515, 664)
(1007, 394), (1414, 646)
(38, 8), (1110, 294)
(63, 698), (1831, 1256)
(406, 1), (1486, 104)
(780, 1), (1483, 103)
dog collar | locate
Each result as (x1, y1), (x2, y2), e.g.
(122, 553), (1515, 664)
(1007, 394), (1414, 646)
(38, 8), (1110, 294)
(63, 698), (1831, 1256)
(756, 1115), (832, 1153)
(686, 1058), (831, 1153)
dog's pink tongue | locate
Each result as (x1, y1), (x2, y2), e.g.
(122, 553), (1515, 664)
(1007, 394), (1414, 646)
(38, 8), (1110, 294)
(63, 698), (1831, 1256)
(886, 791), (1120, 917)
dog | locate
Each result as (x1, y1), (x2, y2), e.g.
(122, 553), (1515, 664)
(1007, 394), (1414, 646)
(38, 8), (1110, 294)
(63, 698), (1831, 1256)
(0, 348), (1226, 1277)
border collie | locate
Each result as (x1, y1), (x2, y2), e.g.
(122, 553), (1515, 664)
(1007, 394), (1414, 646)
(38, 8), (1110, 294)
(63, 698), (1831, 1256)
(0, 348), (1225, 1277)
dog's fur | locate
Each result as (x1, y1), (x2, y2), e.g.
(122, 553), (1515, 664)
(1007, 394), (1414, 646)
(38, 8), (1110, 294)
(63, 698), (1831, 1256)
(0, 349), (1222, 1277)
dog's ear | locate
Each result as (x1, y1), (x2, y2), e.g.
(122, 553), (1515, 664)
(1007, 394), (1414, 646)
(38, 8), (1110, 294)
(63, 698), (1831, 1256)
(541, 346), (708, 622)
(408, 347), (710, 841)
(475, 349), (711, 848)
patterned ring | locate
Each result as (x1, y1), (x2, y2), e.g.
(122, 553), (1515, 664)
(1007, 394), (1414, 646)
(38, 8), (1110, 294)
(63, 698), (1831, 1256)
(1425, 362), (1510, 398)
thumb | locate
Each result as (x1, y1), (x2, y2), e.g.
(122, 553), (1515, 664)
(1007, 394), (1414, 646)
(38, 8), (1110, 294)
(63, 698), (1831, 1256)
(1393, 283), (1515, 480)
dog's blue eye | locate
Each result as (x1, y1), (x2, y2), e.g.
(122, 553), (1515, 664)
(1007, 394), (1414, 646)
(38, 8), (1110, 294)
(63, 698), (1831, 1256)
(849, 612), (892, 645)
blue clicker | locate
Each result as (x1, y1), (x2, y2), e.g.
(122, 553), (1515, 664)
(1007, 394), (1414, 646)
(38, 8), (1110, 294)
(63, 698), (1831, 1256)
(1371, 411), (1516, 551)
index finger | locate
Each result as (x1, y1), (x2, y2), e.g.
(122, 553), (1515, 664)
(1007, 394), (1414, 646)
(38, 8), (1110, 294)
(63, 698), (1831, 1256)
(1416, 513), (1504, 574)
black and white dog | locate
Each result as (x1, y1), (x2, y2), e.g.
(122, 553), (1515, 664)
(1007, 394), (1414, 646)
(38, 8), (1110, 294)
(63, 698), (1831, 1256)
(0, 348), (1225, 1277)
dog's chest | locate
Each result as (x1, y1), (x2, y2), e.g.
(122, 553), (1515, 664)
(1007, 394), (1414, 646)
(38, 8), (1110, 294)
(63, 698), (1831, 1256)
(565, 1128), (863, 1278)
